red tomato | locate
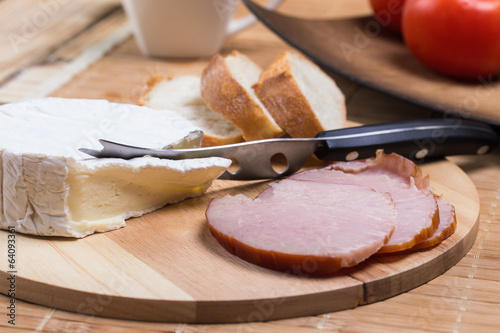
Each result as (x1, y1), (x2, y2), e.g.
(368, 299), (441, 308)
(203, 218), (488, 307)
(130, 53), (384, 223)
(369, 0), (407, 34)
(402, 0), (500, 79)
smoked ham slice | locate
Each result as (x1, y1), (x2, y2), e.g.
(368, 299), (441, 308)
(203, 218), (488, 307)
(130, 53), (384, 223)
(292, 151), (439, 253)
(206, 151), (456, 276)
(412, 197), (457, 250)
(206, 181), (397, 276)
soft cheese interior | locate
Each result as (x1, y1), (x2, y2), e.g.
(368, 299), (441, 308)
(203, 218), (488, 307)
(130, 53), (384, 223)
(0, 98), (231, 237)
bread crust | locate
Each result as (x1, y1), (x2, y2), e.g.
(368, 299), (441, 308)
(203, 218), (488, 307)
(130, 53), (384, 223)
(138, 74), (167, 106)
(253, 52), (346, 138)
(199, 134), (242, 147)
(201, 51), (284, 141)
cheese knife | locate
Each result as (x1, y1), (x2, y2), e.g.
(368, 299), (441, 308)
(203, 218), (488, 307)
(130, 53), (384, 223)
(80, 119), (498, 180)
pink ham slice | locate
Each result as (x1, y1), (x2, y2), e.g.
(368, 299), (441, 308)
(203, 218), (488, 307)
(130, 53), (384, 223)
(290, 151), (439, 253)
(412, 197), (457, 250)
(206, 180), (397, 276)
(206, 151), (456, 276)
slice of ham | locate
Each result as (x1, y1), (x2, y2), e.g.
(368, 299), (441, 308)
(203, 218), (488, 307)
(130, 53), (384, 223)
(412, 197), (457, 250)
(290, 151), (439, 253)
(206, 180), (397, 276)
(206, 151), (456, 276)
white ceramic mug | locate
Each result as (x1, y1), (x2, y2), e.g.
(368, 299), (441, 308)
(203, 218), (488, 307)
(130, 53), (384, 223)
(121, 0), (284, 58)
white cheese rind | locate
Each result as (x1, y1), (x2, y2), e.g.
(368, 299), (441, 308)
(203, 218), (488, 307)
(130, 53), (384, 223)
(0, 98), (231, 237)
(1, 150), (72, 236)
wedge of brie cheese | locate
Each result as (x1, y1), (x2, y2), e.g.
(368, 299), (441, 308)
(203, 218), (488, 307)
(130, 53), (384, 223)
(0, 98), (231, 238)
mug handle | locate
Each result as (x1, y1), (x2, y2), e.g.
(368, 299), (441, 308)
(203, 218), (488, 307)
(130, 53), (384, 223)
(226, 0), (284, 36)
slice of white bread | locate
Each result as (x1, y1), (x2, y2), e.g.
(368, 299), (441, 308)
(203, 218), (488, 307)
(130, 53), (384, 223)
(139, 75), (243, 147)
(253, 51), (346, 138)
(201, 50), (285, 141)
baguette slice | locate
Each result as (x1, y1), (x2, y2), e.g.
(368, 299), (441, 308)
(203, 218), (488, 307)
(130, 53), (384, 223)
(201, 51), (285, 141)
(140, 75), (243, 147)
(253, 51), (346, 138)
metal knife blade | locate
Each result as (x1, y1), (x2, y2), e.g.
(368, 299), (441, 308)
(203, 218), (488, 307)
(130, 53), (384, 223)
(80, 119), (498, 180)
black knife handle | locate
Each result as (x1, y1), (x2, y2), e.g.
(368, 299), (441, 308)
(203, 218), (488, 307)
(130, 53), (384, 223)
(314, 119), (498, 162)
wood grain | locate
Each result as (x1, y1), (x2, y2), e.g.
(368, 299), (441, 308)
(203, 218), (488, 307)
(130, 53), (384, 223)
(0, 157), (479, 323)
(0, 0), (121, 82)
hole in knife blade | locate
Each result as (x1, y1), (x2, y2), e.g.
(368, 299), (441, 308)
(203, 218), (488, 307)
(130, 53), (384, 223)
(227, 158), (240, 174)
(271, 153), (288, 174)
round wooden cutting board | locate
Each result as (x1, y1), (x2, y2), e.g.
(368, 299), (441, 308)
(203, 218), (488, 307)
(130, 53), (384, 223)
(0, 158), (479, 323)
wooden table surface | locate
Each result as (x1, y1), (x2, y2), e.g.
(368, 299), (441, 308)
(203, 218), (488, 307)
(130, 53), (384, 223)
(1, 0), (499, 332)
